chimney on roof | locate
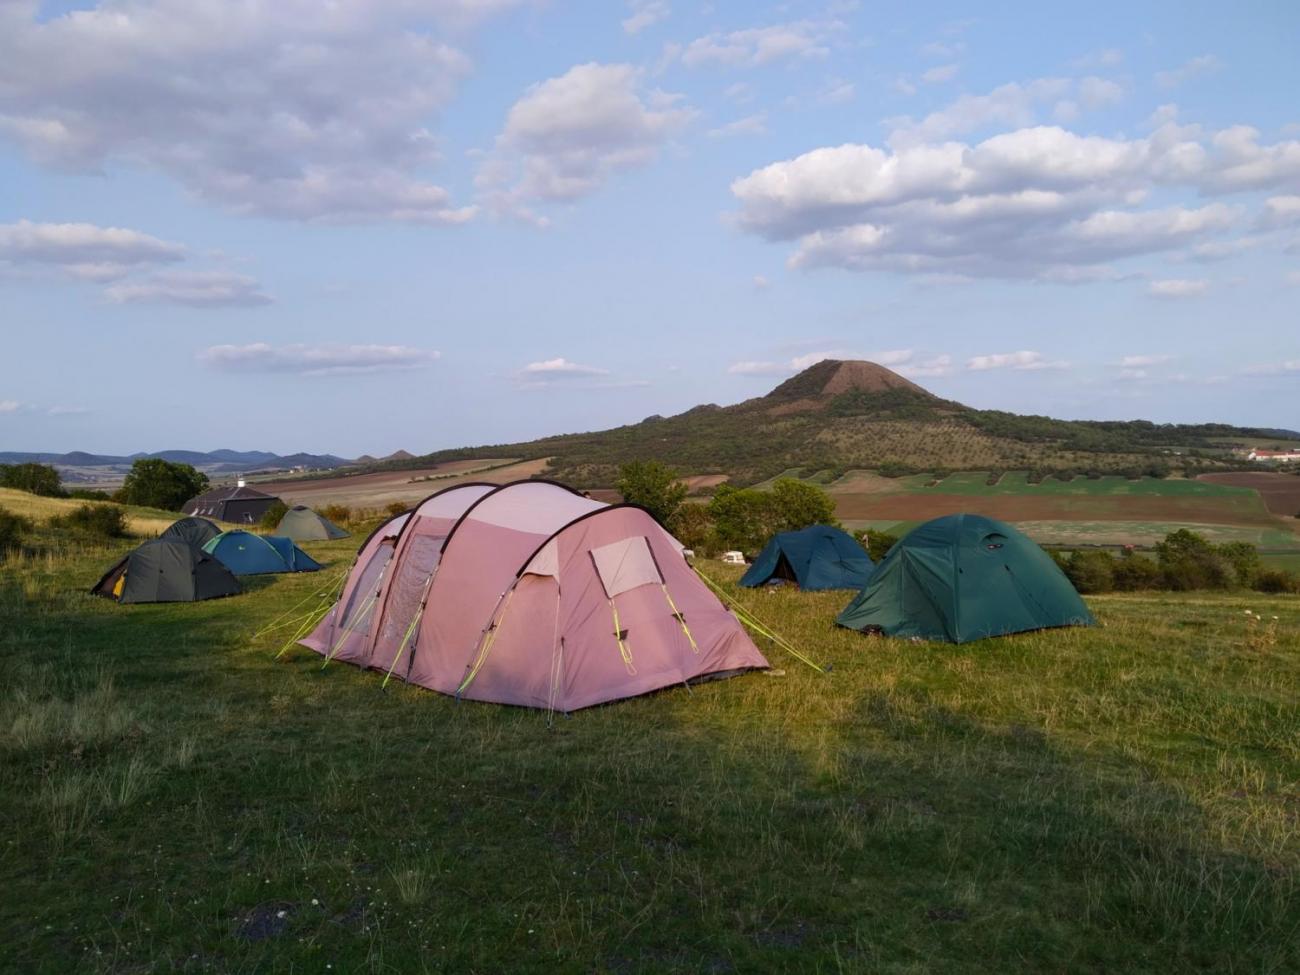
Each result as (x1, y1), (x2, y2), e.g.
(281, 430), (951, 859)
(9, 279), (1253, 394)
(237, 479), (246, 488)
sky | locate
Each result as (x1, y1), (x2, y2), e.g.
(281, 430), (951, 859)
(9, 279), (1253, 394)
(2, 0), (1298, 457)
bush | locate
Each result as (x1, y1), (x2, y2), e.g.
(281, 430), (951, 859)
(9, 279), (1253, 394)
(617, 461), (688, 526)
(1217, 542), (1261, 588)
(1065, 550), (1115, 593)
(1253, 568), (1299, 594)
(118, 459), (209, 511)
(384, 500), (410, 518)
(260, 499), (289, 531)
(49, 503), (128, 539)
(769, 478), (838, 531)
(65, 489), (112, 501)
(1156, 529), (1232, 591)
(668, 502), (719, 556)
(1112, 553), (1162, 591)
(0, 506), (29, 554)
(320, 503), (352, 526)
(861, 530), (899, 562)
(0, 462), (63, 497)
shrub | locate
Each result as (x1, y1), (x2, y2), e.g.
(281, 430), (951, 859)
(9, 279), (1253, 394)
(769, 478), (838, 531)
(1065, 550), (1115, 593)
(861, 530), (900, 562)
(118, 459), (209, 511)
(1156, 529), (1232, 591)
(1253, 568), (1299, 594)
(66, 489), (112, 501)
(0, 462), (63, 497)
(668, 502), (719, 556)
(0, 506), (29, 554)
(320, 503), (353, 526)
(49, 504), (128, 539)
(384, 500), (410, 518)
(260, 499), (289, 532)
(1217, 542), (1261, 588)
(1112, 553), (1162, 591)
(617, 461), (688, 526)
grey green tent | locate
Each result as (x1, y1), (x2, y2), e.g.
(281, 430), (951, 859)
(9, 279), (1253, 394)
(91, 538), (241, 604)
(740, 524), (873, 590)
(160, 516), (221, 547)
(836, 513), (1094, 643)
(276, 505), (349, 541)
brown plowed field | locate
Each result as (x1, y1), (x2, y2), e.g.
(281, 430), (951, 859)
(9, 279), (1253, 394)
(256, 458), (549, 508)
(1198, 472), (1300, 517)
(835, 493), (1279, 526)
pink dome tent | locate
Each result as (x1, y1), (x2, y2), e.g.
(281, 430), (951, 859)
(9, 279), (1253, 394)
(300, 480), (768, 711)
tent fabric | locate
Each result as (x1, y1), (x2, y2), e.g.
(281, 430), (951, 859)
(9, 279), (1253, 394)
(835, 513), (1095, 643)
(91, 538), (240, 604)
(740, 524), (874, 591)
(301, 479), (768, 711)
(160, 516), (221, 548)
(277, 505), (350, 541)
(202, 530), (321, 575)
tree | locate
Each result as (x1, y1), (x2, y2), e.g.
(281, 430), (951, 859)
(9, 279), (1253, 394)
(706, 485), (780, 553)
(617, 461), (688, 526)
(0, 462), (62, 497)
(260, 499), (289, 531)
(1217, 542), (1261, 588)
(1155, 529), (1230, 590)
(858, 529), (899, 562)
(769, 478), (838, 532)
(118, 459), (209, 511)
(1065, 550), (1115, 593)
(667, 502), (718, 555)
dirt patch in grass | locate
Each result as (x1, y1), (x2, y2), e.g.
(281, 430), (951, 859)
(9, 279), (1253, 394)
(1199, 472), (1300, 517)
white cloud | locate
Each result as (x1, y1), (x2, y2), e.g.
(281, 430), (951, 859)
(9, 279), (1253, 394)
(727, 360), (789, 377)
(892, 76), (917, 96)
(623, 0), (669, 34)
(920, 41), (963, 59)
(897, 354), (953, 378)
(1156, 54), (1223, 89)
(47, 405), (91, 416)
(818, 80), (856, 105)
(1287, 270), (1300, 286)
(885, 78), (1071, 145)
(0, 2), (517, 223)
(0, 219), (185, 280)
(104, 270), (272, 307)
(1147, 277), (1208, 298)
(200, 343), (439, 376)
(752, 274), (771, 289)
(678, 20), (840, 68)
(920, 64), (959, 84)
(967, 350), (1068, 371)
(1260, 195), (1300, 228)
(1241, 360), (1300, 376)
(519, 357), (609, 378)
(709, 113), (767, 138)
(1119, 354), (1173, 367)
(730, 348), (917, 377)
(727, 113), (1300, 280)
(0, 400), (22, 414)
(1070, 48), (1123, 69)
(478, 63), (694, 220)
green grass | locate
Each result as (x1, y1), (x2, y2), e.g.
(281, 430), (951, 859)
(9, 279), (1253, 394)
(2, 537), (1298, 973)
(825, 471), (1261, 499)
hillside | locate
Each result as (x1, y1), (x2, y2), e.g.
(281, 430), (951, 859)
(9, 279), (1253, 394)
(364, 359), (1300, 487)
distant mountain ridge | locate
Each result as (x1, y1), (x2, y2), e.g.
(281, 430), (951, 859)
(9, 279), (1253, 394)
(357, 358), (1300, 486)
(0, 448), (353, 473)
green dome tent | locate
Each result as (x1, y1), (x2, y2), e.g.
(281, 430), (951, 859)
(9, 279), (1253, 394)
(740, 524), (874, 591)
(836, 514), (1094, 643)
(91, 538), (241, 604)
(276, 505), (350, 542)
(160, 516), (221, 548)
(202, 531), (322, 575)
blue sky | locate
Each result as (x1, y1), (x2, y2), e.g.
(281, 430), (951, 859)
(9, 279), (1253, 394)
(2, 0), (1298, 457)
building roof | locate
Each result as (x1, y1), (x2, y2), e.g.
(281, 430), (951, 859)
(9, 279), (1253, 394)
(185, 483), (278, 504)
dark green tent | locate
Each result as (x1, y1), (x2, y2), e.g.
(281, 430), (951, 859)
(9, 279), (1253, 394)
(739, 524), (874, 590)
(91, 538), (241, 604)
(160, 516), (221, 547)
(276, 505), (349, 541)
(836, 513), (1094, 643)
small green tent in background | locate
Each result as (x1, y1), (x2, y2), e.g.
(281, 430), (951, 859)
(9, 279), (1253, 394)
(91, 538), (241, 604)
(160, 515), (221, 547)
(836, 513), (1094, 643)
(276, 505), (350, 542)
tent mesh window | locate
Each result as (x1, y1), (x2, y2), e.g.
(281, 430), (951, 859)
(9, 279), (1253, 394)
(590, 536), (662, 599)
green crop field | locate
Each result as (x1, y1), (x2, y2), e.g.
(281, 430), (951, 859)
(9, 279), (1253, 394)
(2, 533), (1298, 973)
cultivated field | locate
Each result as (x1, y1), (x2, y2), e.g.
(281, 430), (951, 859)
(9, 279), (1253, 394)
(1199, 471), (1300, 518)
(1, 531), (1297, 972)
(253, 458), (549, 509)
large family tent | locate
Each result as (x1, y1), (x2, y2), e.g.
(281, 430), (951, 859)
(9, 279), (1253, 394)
(277, 505), (350, 542)
(91, 538), (240, 604)
(202, 531), (322, 575)
(160, 515), (221, 547)
(301, 480), (769, 711)
(182, 482), (281, 525)
(836, 513), (1095, 643)
(740, 524), (874, 591)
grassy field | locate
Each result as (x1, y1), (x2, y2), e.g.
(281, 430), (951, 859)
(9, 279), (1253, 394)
(1, 533), (1298, 973)
(0, 487), (178, 537)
